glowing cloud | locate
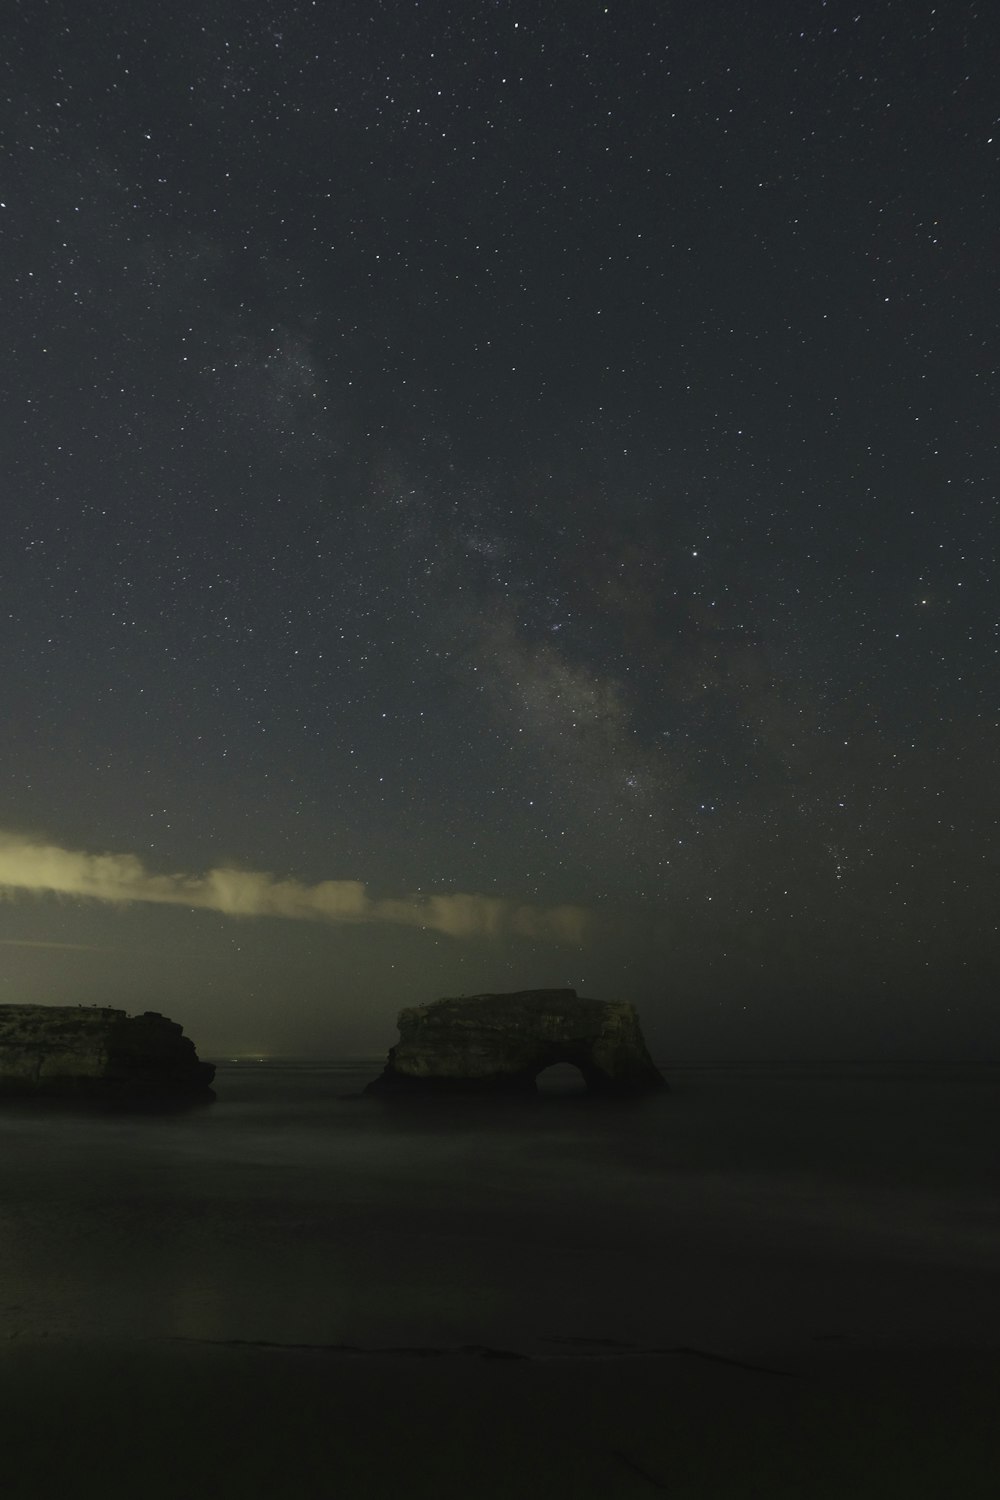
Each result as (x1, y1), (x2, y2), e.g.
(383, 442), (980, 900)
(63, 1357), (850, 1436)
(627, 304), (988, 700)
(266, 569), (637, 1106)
(0, 833), (588, 945)
(0, 938), (114, 951)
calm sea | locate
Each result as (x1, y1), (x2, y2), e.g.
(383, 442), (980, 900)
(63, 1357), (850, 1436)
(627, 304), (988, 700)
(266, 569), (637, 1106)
(1, 1061), (998, 1359)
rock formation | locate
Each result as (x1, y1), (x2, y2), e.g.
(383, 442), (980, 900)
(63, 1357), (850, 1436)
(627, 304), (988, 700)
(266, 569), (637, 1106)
(0, 1004), (215, 1099)
(366, 989), (666, 1097)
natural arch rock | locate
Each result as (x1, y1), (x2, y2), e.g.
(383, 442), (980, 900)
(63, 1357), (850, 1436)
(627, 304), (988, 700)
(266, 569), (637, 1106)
(365, 989), (666, 1098)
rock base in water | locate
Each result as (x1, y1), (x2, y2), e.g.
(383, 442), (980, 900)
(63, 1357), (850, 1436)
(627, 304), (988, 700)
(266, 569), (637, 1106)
(366, 989), (666, 1098)
(0, 1005), (215, 1099)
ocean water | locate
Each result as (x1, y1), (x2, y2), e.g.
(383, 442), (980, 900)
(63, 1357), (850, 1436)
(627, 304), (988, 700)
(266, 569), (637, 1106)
(1, 1061), (998, 1361)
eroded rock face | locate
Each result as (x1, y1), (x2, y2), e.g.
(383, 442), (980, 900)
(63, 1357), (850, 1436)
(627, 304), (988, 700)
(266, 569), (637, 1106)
(366, 989), (666, 1097)
(0, 1005), (215, 1098)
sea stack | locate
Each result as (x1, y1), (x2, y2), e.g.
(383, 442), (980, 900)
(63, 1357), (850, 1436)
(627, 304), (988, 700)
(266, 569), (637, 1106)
(366, 988), (666, 1098)
(0, 1004), (215, 1099)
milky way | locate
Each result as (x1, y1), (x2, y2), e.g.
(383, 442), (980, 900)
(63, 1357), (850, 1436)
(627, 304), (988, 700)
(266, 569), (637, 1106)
(2, 1), (996, 1057)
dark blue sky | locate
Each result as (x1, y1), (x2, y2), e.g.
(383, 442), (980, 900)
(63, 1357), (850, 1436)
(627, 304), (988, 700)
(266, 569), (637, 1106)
(2, 0), (997, 1057)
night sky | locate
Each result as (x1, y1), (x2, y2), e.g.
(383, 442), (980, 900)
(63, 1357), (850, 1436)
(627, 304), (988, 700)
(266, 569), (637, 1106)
(2, 0), (997, 1059)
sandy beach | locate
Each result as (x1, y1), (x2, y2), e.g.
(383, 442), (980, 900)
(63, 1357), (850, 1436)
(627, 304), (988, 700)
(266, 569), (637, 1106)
(2, 1336), (999, 1498)
(2, 1061), (998, 1496)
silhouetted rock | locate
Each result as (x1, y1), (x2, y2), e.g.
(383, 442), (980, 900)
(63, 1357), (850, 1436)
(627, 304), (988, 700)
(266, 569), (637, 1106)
(0, 1004), (215, 1099)
(365, 989), (666, 1098)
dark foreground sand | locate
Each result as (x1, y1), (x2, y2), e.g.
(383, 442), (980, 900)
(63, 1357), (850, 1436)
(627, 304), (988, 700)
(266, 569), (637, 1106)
(2, 1338), (998, 1498)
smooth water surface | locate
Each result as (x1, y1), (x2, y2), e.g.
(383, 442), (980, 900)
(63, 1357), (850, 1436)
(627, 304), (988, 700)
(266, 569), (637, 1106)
(1, 1061), (998, 1359)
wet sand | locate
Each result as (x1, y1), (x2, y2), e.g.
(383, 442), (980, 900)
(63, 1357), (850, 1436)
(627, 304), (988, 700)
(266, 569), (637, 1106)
(2, 1336), (998, 1498)
(3, 1063), (997, 1495)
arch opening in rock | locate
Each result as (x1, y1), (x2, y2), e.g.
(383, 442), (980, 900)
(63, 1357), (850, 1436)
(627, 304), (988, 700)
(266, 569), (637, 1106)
(365, 989), (666, 1099)
(534, 1062), (588, 1095)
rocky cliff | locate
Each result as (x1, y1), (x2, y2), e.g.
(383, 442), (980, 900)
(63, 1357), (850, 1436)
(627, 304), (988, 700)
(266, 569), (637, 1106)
(366, 989), (666, 1097)
(0, 1005), (215, 1098)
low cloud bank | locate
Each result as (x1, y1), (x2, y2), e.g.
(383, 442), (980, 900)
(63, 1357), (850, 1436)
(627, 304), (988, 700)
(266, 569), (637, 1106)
(0, 833), (588, 945)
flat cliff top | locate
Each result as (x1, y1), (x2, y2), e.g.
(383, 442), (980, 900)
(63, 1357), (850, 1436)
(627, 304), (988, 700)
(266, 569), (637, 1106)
(0, 1004), (126, 1019)
(0, 1005), (129, 1038)
(404, 990), (639, 1023)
